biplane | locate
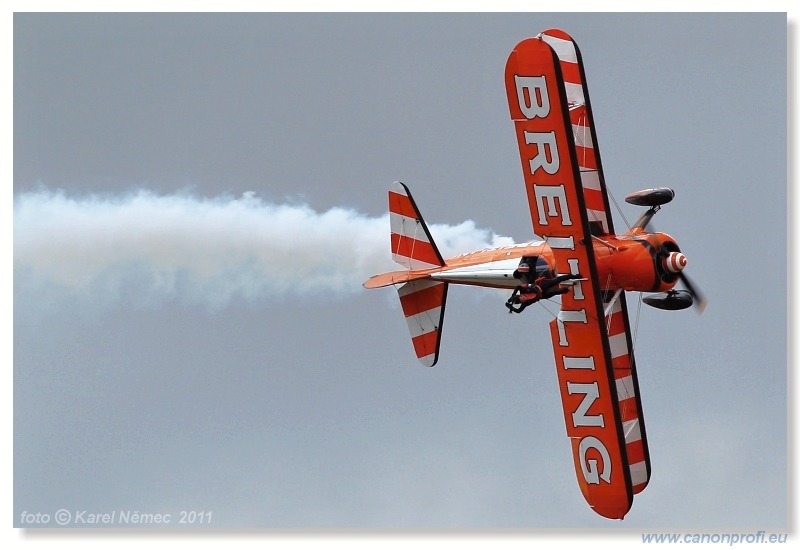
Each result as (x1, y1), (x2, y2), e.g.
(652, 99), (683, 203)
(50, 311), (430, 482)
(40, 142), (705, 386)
(363, 29), (704, 520)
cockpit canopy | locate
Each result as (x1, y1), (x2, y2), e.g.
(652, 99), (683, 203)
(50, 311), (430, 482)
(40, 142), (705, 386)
(514, 255), (553, 282)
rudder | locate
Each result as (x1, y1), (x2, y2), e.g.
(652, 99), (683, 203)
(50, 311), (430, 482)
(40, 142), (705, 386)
(389, 182), (445, 270)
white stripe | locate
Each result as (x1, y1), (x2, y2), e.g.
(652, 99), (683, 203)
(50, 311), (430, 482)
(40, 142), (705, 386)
(564, 81), (584, 105)
(572, 123), (594, 149)
(390, 213), (431, 243)
(391, 253), (440, 271)
(397, 279), (441, 297)
(541, 34), (578, 63)
(629, 460), (649, 486)
(580, 170), (601, 191)
(405, 307), (442, 339)
(417, 351), (437, 368)
(617, 375), (636, 401)
(390, 181), (409, 197)
(609, 332), (629, 359)
(622, 418), (642, 442)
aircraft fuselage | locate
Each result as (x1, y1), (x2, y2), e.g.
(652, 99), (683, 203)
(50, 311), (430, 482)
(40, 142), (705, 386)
(425, 230), (682, 294)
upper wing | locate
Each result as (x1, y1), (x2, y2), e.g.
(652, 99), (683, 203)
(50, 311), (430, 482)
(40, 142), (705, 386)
(540, 29), (614, 236)
(504, 35), (633, 519)
(542, 29), (652, 494)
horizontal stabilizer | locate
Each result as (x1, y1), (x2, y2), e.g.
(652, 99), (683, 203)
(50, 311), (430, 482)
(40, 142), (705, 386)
(363, 269), (432, 289)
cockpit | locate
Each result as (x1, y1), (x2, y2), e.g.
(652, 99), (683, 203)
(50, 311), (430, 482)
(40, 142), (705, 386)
(513, 255), (553, 283)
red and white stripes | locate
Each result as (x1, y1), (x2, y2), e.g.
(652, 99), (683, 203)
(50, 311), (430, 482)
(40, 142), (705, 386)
(389, 181), (444, 271)
(397, 279), (448, 367)
(541, 30), (611, 236)
(387, 182), (448, 367)
(604, 294), (650, 493)
(663, 252), (688, 273)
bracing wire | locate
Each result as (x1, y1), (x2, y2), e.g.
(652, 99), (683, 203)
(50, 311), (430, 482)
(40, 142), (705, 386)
(607, 187), (632, 232)
(631, 292), (643, 355)
(603, 273), (615, 335)
(538, 297), (560, 320)
(410, 218), (420, 268)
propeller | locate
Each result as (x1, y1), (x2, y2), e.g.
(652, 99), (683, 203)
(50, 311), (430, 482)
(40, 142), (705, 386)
(651, 245), (706, 314)
(678, 271), (707, 313)
(625, 188), (706, 313)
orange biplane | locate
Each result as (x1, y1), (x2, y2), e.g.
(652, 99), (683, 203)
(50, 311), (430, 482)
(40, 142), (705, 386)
(363, 29), (704, 520)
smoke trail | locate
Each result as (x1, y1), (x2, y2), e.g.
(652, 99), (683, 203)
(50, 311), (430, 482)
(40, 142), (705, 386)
(14, 188), (514, 308)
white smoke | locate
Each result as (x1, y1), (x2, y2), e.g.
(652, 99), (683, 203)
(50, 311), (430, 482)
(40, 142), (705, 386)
(14, 188), (514, 308)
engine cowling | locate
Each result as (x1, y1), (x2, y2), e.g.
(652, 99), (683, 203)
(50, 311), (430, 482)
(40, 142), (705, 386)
(593, 232), (686, 293)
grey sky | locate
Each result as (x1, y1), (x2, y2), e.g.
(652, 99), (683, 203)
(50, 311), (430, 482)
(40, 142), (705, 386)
(13, 12), (788, 532)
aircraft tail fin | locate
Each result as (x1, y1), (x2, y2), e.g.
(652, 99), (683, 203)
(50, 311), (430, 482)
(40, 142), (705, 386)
(364, 182), (448, 366)
(397, 279), (448, 367)
(390, 181), (446, 270)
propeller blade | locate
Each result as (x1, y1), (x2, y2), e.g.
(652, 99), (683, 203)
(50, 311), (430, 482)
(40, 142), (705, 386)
(680, 272), (707, 313)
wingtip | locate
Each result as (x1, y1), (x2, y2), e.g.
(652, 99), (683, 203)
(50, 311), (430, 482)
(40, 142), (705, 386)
(420, 355), (439, 368)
